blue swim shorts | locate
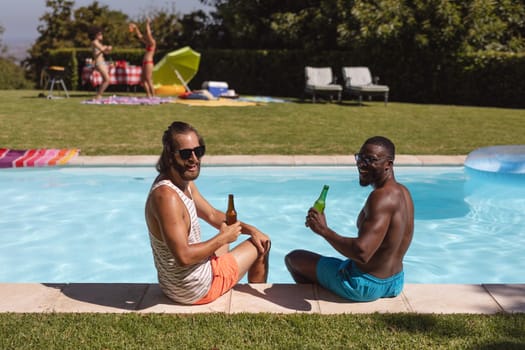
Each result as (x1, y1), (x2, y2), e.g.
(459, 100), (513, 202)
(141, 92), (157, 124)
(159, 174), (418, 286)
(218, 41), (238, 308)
(316, 257), (404, 302)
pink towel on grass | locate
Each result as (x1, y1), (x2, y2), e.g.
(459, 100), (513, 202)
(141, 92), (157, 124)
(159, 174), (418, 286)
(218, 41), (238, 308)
(81, 96), (173, 105)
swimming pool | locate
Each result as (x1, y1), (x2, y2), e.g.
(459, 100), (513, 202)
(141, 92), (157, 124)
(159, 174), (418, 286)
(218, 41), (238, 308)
(0, 166), (523, 284)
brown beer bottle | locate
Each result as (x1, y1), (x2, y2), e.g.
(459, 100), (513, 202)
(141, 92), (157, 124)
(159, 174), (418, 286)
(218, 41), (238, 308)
(226, 194), (237, 225)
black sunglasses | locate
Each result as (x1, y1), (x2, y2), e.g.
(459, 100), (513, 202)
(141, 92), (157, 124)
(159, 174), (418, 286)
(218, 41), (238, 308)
(178, 145), (206, 160)
(354, 153), (390, 165)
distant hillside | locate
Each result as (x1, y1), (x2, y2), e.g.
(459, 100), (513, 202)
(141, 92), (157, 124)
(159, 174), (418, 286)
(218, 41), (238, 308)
(2, 39), (31, 64)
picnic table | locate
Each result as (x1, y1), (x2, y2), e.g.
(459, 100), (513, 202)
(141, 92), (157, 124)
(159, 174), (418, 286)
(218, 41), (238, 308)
(81, 64), (142, 88)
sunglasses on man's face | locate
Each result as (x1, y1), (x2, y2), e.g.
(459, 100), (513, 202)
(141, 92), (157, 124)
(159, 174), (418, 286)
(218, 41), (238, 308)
(177, 145), (206, 160)
(354, 153), (390, 166)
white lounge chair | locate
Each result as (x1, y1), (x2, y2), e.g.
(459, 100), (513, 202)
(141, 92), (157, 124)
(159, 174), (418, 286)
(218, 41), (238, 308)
(304, 66), (342, 103)
(342, 67), (389, 105)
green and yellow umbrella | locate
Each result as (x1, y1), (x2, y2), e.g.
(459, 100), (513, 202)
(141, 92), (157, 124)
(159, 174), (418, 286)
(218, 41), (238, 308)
(153, 46), (201, 91)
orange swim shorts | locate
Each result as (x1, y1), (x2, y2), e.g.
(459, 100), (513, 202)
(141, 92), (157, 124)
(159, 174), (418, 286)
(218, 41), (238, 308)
(193, 253), (239, 305)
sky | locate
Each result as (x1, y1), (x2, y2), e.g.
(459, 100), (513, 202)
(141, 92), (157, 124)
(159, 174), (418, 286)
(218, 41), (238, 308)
(0, 0), (212, 45)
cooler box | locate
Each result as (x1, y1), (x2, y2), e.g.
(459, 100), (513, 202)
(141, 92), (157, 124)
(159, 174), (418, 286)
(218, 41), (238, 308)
(202, 81), (228, 97)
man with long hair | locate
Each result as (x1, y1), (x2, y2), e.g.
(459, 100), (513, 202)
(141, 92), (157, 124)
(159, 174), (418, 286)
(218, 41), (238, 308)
(145, 121), (271, 305)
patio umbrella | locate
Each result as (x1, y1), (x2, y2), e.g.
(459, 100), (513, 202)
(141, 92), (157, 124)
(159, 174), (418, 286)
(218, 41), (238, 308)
(153, 46), (201, 91)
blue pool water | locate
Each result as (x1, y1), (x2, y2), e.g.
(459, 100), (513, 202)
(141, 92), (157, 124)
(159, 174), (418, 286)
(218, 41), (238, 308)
(0, 166), (524, 284)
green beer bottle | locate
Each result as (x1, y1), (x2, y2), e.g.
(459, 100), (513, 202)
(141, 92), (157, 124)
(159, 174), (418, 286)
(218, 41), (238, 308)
(313, 185), (329, 213)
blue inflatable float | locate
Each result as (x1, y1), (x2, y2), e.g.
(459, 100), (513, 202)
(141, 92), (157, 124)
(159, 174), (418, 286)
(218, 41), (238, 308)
(465, 145), (525, 174)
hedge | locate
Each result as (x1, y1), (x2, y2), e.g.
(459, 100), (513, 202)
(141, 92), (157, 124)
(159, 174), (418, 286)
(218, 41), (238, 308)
(44, 48), (525, 108)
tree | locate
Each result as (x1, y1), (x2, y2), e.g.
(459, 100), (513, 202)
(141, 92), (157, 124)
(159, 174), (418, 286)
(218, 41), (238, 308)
(267, 0), (346, 50)
(176, 10), (212, 49)
(71, 1), (129, 48)
(135, 6), (183, 51)
(37, 0), (76, 48)
(197, 0), (346, 49)
(199, 0), (525, 53)
(461, 0), (525, 52)
(24, 0), (131, 84)
(1, 25), (32, 89)
(0, 24), (7, 56)
(0, 25), (4, 49)
(24, 0), (76, 83)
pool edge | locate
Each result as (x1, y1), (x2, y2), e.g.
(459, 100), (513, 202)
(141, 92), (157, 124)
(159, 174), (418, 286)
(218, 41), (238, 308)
(0, 282), (523, 314)
(68, 155), (467, 167)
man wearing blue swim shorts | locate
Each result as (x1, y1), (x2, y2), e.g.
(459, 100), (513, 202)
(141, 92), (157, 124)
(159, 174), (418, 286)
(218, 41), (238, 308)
(285, 136), (414, 302)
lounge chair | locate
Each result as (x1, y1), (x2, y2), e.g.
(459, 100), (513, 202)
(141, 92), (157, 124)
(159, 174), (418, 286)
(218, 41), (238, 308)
(342, 67), (389, 105)
(304, 66), (342, 103)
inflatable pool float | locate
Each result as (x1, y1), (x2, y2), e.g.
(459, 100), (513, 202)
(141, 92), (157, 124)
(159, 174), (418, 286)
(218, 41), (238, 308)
(154, 85), (186, 96)
(464, 145), (525, 174)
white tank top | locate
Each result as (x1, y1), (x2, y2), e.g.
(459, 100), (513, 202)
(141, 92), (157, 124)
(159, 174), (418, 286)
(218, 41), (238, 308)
(148, 180), (212, 304)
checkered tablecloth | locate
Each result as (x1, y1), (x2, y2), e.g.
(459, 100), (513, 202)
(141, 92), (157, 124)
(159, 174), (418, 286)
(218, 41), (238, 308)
(82, 65), (142, 87)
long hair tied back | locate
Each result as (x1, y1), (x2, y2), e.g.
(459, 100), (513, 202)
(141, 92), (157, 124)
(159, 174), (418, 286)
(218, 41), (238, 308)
(156, 121), (205, 173)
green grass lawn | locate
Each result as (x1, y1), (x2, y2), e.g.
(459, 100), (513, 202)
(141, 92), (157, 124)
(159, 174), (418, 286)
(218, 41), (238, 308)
(1, 313), (524, 349)
(1, 89), (524, 349)
(1, 90), (524, 155)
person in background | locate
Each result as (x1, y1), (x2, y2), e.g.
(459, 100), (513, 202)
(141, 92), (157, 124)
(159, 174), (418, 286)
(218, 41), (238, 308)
(89, 27), (112, 100)
(145, 121), (271, 305)
(285, 136), (414, 302)
(129, 17), (156, 98)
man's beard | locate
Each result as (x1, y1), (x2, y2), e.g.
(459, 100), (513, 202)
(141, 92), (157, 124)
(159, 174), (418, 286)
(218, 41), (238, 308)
(173, 160), (200, 181)
(359, 176), (371, 187)
(358, 170), (376, 187)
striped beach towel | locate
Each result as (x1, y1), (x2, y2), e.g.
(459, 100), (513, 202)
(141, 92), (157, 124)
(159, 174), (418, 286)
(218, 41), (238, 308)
(81, 96), (173, 105)
(0, 148), (80, 168)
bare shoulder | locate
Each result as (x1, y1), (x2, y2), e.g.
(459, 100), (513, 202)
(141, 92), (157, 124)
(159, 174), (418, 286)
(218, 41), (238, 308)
(151, 183), (175, 197)
(396, 182), (414, 204)
(148, 183), (179, 208)
(391, 182), (413, 205)
(380, 182), (414, 217)
(369, 181), (410, 209)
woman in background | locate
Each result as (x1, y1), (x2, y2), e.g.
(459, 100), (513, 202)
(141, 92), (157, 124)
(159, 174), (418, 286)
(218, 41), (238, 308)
(129, 18), (156, 98)
(89, 27), (112, 100)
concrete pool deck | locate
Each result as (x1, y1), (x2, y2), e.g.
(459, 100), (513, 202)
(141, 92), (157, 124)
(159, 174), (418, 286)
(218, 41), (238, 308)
(2, 154), (524, 314)
(1, 283), (524, 314)
(68, 154), (468, 167)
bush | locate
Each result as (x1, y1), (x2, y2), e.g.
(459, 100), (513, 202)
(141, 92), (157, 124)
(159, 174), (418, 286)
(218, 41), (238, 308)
(193, 49), (525, 108)
(42, 48), (525, 107)
(0, 57), (32, 89)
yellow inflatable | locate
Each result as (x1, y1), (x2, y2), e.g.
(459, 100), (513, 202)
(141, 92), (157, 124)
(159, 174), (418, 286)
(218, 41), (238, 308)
(155, 85), (186, 96)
